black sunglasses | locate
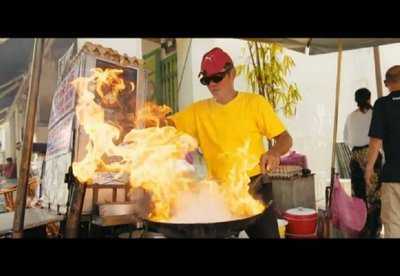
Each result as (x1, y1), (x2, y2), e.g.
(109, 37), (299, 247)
(200, 67), (232, 86)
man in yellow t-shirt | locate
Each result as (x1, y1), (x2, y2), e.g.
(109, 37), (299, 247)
(169, 47), (293, 238)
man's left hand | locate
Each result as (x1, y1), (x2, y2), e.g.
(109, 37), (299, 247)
(260, 150), (280, 174)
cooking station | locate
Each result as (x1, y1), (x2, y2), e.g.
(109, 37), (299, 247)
(42, 42), (318, 239)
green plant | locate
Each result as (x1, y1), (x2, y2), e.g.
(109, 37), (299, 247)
(236, 41), (302, 118)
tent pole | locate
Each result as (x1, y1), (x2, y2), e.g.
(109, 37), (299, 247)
(373, 46), (383, 98)
(329, 39), (343, 208)
(12, 38), (45, 238)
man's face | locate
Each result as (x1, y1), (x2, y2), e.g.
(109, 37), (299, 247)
(206, 70), (235, 100)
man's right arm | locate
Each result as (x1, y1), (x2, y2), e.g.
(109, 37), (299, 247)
(167, 104), (198, 139)
(167, 107), (198, 164)
(166, 117), (176, 127)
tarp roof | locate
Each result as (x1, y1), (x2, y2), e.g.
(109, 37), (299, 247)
(244, 38), (400, 55)
(0, 39), (76, 124)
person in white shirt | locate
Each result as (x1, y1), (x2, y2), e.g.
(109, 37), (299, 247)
(343, 88), (382, 238)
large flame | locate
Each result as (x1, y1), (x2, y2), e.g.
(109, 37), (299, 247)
(218, 140), (265, 218)
(134, 102), (173, 128)
(71, 67), (264, 222)
(92, 68), (126, 108)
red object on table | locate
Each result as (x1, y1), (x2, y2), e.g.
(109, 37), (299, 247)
(283, 207), (318, 236)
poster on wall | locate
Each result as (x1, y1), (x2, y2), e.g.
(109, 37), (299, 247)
(75, 58), (140, 150)
(57, 42), (77, 85)
(41, 152), (71, 214)
(49, 64), (79, 129)
(46, 113), (74, 161)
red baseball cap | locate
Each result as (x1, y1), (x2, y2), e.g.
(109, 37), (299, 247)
(199, 47), (233, 77)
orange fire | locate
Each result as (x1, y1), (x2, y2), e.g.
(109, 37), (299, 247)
(92, 68), (127, 108)
(71, 67), (265, 222)
(134, 102), (173, 128)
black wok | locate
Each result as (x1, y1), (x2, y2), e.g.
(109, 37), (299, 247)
(141, 174), (272, 238)
(142, 208), (266, 238)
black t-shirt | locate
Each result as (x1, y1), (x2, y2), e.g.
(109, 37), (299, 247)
(369, 90), (400, 182)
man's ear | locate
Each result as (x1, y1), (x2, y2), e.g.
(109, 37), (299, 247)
(230, 68), (236, 79)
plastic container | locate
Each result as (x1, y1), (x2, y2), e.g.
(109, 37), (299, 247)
(283, 207), (318, 235)
(277, 219), (288, 238)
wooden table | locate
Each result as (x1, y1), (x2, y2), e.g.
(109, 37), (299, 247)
(0, 208), (64, 237)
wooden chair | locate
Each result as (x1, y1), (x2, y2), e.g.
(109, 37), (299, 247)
(0, 186), (16, 212)
(0, 177), (65, 238)
(0, 178), (38, 212)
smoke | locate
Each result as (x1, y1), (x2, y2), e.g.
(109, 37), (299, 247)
(170, 182), (234, 223)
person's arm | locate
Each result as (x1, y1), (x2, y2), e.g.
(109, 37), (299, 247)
(166, 117), (176, 127)
(260, 131), (293, 173)
(365, 138), (382, 186)
(255, 95), (292, 173)
(167, 105), (198, 164)
(365, 99), (384, 186)
(167, 104), (197, 139)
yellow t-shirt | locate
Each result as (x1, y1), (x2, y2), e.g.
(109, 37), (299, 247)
(170, 92), (286, 182)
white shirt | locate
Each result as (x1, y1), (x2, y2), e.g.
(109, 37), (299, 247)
(343, 109), (372, 148)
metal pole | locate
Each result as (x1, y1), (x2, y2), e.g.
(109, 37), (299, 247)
(12, 38), (45, 238)
(65, 180), (87, 238)
(373, 46), (383, 98)
(329, 39), (343, 207)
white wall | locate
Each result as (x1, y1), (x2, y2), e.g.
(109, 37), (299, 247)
(142, 39), (160, 56)
(176, 39), (195, 110)
(176, 38), (400, 205)
(77, 38), (142, 59)
(37, 54), (58, 125)
(142, 39), (177, 60)
(34, 126), (49, 143)
(378, 43), (400, 96)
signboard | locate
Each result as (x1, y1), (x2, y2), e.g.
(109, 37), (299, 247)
(46, 113), (74, 161)
(57, 42), (77, 85)
(48, 65), (79, 128)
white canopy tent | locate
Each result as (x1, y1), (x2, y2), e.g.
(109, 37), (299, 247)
(245, 38), (400, 55)
(244, 38), (400, 206)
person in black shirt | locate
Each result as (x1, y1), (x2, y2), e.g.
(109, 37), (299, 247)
(366, 65), (400, 238)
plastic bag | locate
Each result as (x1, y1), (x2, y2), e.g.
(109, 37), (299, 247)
(280, 151), (308, 169)
(330, 176), (367, 235)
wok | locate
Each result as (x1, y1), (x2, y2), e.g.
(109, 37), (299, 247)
(141, 174), (272, 238)
(142, 207), (267, 238)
